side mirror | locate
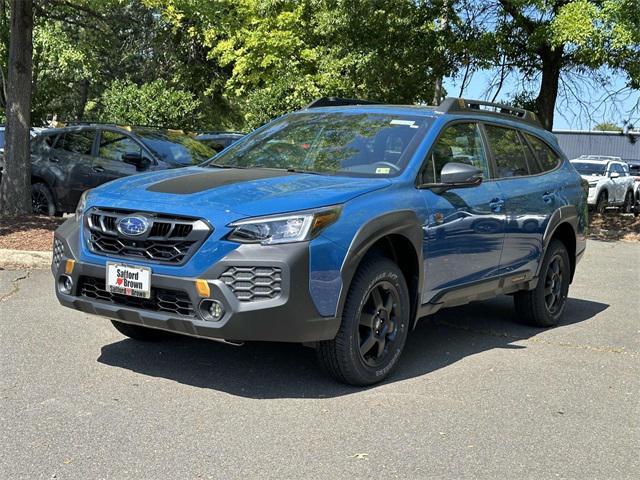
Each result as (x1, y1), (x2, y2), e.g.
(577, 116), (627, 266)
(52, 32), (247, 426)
(609, 171), (620, 179)
(420, 162), (483, 193)
(122, 152), (150, 171)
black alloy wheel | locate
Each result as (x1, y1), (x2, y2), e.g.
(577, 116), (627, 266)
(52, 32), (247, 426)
(357, 280), (401, 368)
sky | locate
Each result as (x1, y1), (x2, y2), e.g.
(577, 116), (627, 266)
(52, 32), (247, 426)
(444, 70), (640, 131)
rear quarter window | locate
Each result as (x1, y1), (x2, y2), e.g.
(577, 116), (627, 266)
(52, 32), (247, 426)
(484, 124), (529, 178)
(523, 133), (560, 172)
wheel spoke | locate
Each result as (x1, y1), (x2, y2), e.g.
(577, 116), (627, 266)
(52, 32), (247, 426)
(384, 290), (394, 312)
(359, 311), (375, 328)
(370, 287), (384, 310)
(375, 336), (386, 358)
(359, 333), (376, 357)
(544, 285), (553, 296)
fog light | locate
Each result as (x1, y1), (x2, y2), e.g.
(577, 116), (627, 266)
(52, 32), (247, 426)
(199, 299), (225, 322)
(59, 275), (73, 294)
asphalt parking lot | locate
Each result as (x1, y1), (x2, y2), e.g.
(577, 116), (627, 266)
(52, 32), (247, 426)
(1, 239), (638, 479)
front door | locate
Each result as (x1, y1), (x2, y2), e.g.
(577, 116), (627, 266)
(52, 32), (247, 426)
(418, 122), (505, 303)
(91, 130), (154, 187)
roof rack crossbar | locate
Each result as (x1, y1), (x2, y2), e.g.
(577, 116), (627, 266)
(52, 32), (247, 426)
(436, 97), (540, 126)
(305, 97), (381, 109)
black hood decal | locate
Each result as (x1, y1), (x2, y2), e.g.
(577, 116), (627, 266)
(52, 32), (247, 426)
(146, 168), (294, 194)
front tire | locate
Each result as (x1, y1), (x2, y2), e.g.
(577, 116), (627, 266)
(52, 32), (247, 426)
(111, 320), (168, 341)
(316, 257), (410, 386)
(595, 191), (608, 213)
(513, 240), (570, 327)
(31, 183), (57, 216)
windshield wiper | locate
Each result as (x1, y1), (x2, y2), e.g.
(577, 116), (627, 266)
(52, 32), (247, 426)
(207, 163), (249, 169)
(284, 167), (323, 175)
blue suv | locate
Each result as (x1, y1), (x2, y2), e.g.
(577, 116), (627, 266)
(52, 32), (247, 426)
(52, 97), (587, 385)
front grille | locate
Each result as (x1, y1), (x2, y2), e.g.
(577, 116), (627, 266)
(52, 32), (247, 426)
(85, 208), (211, 265)
(78, 276), (196, 317)
(220, 266), (282, 302)
(53, 238), (64, 269)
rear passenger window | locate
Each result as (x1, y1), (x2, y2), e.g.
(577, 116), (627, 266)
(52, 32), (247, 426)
(58, 130), (94, 155)
(421, 122), (489, 184)
(523, 133), (560, 172)
(484, 125), (529, 178)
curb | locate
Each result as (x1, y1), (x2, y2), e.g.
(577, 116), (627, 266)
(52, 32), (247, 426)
(0, 249), (52, 269)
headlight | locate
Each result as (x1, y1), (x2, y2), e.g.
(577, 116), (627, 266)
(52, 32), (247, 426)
(227, 206), (342, 245)
(75, 190), (90, 222)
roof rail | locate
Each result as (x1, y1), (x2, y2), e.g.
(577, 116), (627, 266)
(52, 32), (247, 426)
(305, 97), (381, 109)
(436, 97), (540, 126)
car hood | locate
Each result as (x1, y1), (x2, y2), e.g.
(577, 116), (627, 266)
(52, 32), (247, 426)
(580, 174), (604, 183)
(88, 167), (392, 218)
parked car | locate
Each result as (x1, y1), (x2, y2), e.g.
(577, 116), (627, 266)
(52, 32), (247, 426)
(52, 97), (586, 385)
(626, 159), (640, 214)
(30, 124), (216, 216)
(195, 131), (245, 153)
(569, 156), (635, 213)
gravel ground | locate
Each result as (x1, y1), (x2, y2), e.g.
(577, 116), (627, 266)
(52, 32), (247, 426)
(1, 239), (639, 479)
(0, 216), (66, 251)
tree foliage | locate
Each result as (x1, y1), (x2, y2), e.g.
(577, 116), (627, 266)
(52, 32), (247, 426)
(100, 79), (201, 127)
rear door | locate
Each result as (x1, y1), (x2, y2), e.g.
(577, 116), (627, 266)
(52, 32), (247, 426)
(611, 163), (629, 203)
(48, 129), (96, 211)
(418, 121), (505, 301)
(92, 129), (156, 186)
(486, 124), (563, 276)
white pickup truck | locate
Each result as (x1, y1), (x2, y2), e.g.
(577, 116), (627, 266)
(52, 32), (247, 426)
(570, 156), (636, 213)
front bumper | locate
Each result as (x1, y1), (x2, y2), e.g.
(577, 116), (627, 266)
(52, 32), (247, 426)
(52, 220), (340, 343)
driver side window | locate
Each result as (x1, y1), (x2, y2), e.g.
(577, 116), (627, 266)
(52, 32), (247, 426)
(99, 131), (143, 162)
(421, 122), (488, 184)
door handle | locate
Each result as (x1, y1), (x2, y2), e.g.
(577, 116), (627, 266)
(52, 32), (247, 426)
(489, 198), (505, 213)
(49, 157), (60, 163)
(92, 165), (105, 173)
(542, 192), (555, 204)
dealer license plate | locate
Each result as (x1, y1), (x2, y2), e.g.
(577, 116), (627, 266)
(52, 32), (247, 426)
(107, 263), (151, 298)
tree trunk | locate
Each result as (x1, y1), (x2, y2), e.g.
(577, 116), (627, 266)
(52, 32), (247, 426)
(0, 0), (33, 217)
(535, 45), (563, 131)
(76, 78), (89, 120)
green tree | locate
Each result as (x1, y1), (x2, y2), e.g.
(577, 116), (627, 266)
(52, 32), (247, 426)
(147, 0), (442, 129)
(100, 79), (202, 128)
(463, 0), (640, 131)
(593, 122), (623, 132)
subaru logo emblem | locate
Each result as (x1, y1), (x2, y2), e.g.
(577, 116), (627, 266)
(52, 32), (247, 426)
(117, 216), (149, 237)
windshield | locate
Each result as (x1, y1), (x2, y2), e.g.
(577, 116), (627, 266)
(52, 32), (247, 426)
(138, 131), (215, 166)
(204, 112), (432, 177)
(571, 162), (607, 176)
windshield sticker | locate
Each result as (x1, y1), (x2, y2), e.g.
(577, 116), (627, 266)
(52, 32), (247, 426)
(390, 119), (417, 127)
(376, 167), (391, 174)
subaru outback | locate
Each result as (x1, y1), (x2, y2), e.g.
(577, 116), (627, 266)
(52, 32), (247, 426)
(52, 97), (587, 386)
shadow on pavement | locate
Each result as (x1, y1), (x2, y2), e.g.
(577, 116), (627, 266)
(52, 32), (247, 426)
(97, 296), (608, 399)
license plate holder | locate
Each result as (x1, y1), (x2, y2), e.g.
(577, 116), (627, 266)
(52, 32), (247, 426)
(106, 263), (151, 299)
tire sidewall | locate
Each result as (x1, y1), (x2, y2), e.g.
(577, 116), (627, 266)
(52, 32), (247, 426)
(341, 259), (410, 384)
(536, 241), (571, 326)
(32, 183), (56, 216)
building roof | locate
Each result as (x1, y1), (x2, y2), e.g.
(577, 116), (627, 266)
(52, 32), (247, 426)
(554, 130), (640, 163)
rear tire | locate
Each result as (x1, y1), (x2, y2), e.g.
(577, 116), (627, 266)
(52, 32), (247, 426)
(316, 257), (410, 386)
(513, 240), (570, 327)
(111, 320), (168, 341)
(595, 191), (608, 213)
(31, 183), (57, 216)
